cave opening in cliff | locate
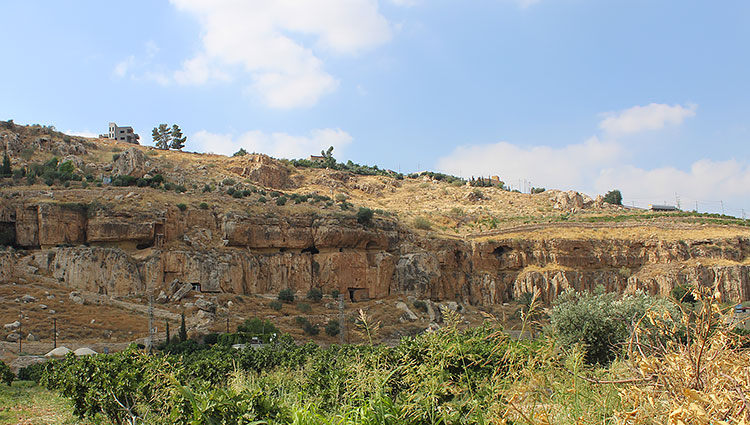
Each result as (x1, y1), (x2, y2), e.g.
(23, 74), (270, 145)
(493, 246), (510, 258)
(301, 245), (319, 254)
(136, 242), (153, 250)
(0, 222), (16, 247)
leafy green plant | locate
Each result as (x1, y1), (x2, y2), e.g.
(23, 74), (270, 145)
(306, 288), (323, 302)
(0, 361), (13, 386)
(176, 203), (187, 212)
(296, 302), (312, 313)
(269, 300), (283, 311)
(413, 216), (432, 230)
(278, 288), (295, 303)
(356, 207), (374, 225)
(325, 320), (340, 337)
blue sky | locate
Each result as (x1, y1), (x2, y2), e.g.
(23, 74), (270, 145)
(2, 1), (749, 215)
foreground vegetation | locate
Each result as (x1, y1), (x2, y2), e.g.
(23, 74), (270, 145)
(4, 286), (749, 424)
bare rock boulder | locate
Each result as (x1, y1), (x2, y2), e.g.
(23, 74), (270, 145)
(112, 147), (150, 178)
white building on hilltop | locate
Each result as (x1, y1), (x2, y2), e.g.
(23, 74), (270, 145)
(108, 122), (139, 144)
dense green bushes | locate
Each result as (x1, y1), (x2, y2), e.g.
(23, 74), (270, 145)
(550, 287), (679, 364)
(0, 360), (13, 386)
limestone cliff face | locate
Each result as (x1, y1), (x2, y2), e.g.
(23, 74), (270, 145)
(2, 200), (750, 305)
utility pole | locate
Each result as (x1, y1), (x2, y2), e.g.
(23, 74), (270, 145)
(53, 318), (57, 349)
(18, 307), (22, 355)
(147, 294), (154, 353)
(338, 293), (346, 345)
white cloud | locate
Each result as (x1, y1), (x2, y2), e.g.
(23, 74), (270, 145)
(168, 0), (393, 108)
(191, 128), (353, 159)
(65, 129), (99, 138)
(436, 137), (621, 190)
(599, 103), (697, 136)
(388, 0), (419, 6)
(113, 41), (163, 81)
(596, 159), (750, 212)
(113, 56), (135, 78)
(435, 102), (750, 214)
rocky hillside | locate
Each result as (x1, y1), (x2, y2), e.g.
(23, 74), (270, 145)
(1, 121), (750, 351)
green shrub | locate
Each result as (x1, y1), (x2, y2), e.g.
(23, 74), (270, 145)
(17, 362), (44, 383)
(335, 193), (348, 202)
(258, 196), (267, 203)
(232, 190), (243, 198)
(176, 203), (187, 212)
(413, 216), (432, 230)
(306, 288), (323, 302)
(331, 289), (340, 299)
(325, 320), (340, 337)
(112, 153), (120, 161)
(356, 207), (374, 225)
(269, 300), (283, 311)
(233, 148), (248, 157)
(295, 317), (319, 336)
(276, 196), (287, 206)
(222, 178), (236, 186)
(297, 302), (312, 313)
(551, 288), (679, 365)
(199, 202), (209, 210)
(0, 360), (14, 386)
(278, 288), (295, 303)
(237, 317), (279, 337)
(202, 184), (212, 192)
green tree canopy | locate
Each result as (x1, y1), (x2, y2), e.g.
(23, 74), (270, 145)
(603, 189), (623, 205)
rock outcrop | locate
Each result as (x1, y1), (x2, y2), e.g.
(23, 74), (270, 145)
(228, 154), (290, 189)
(2, 198), (750, 306)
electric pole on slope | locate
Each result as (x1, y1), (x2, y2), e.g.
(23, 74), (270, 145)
(149, 294), (155, 351)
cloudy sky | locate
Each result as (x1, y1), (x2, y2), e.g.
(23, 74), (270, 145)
(2, 1), (749, 215)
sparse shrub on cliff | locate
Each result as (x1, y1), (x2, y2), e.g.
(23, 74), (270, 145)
(413, 216), (432, 230)
(339, 201), (352, 211)
(226, 187), (235, 195)
(331, 289), (340, 299)
(269, 301), (282, 311)
(306, 288), (323, 302)
(111, 153), (120, 162)
(232, 190), (243, 198)
(176, 203), (187, 212)
(297, 302), (312, 313)
(335, 193), (348, 202)
(295, 316), (319, 335)
(278, 288), (295, 303)
(276, 196), (287, 206)
(258, 196), (267, 203)
(531, 187), (546, 194)
(325, 320), (340, 337)
(199, 202), (209, 210)
(222, 178), (236, 186)
(202, 184), (212, 192)
(356, 207), (374, 225)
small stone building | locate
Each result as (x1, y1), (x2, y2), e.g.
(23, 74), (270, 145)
(108, 122), (139, 144)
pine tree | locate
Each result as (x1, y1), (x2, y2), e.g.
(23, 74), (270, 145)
(179, 312), (187, 342)
(0, 153), (11, 177)
(165, 321), (170, 345)
(169, 125), (186, 150)
(152, 124), (171, 150)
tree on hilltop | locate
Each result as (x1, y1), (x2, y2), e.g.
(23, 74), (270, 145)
(152, 124), (171, 150)
(603, 189), (623, 205)
(169, 124), (186, 150)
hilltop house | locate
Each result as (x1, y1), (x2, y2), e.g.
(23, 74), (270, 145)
(309, 155), (326, 162)
(107, 122), (139, 144)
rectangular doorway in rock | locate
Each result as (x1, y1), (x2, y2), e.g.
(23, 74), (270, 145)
(348, 287), (368, 303)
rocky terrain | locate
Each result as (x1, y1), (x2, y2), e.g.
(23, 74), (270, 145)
(2, 121), (750, 361)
